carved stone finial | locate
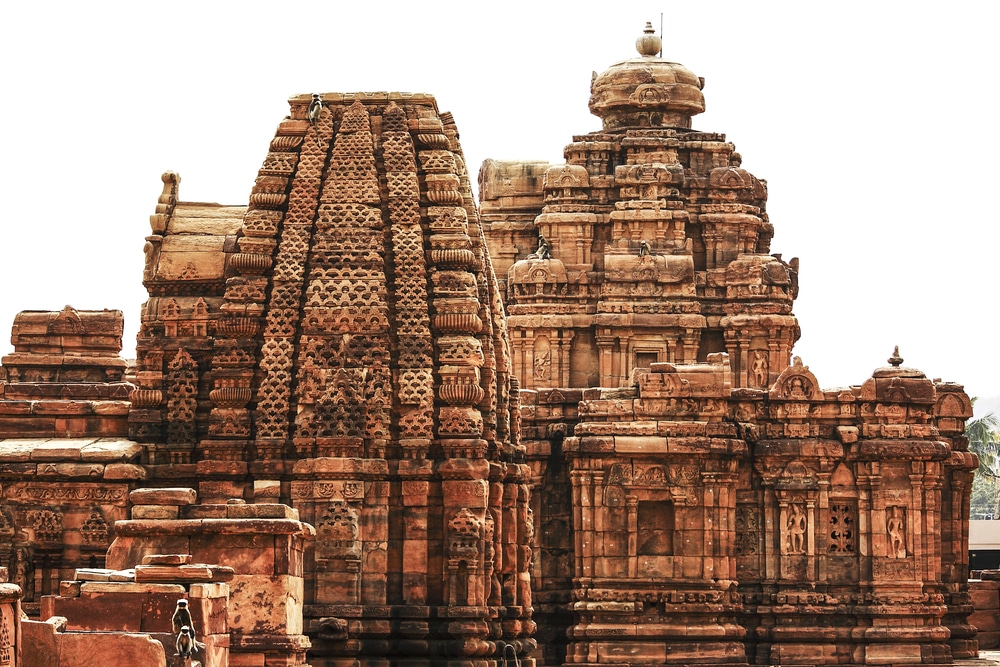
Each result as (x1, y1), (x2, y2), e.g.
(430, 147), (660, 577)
(888, 346), (903, 368)
(635, 21), (661, 58)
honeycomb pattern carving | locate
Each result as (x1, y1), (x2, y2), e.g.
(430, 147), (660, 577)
(399, 369), (435, 405)
(166, 349), (198, 444)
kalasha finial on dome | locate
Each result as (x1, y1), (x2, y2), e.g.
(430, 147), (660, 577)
(589, 23), (704, 130)
(636, 21), (661, 58)
(888, 346), (903, 367)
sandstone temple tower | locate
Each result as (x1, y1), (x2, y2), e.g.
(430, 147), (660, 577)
(481, 24), (977, 667)
(1, 95), (535, 667)
(481, 23), (799, 392)
(0, 22), (980, 667)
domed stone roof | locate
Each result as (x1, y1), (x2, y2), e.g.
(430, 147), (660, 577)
(589, 22), (706, 130)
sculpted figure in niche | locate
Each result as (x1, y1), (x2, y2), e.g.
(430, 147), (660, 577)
(887, 506), (906, 558)
(787, 376), (808, 399)
(786, 503), (807, 554)
(534, 351), (550, 381)
(12, 546), (34, 601)
(751, 351), (768, 388)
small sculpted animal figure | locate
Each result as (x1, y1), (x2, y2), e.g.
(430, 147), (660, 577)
(176, 625), (197, 657)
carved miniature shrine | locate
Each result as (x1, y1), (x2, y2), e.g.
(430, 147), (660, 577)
(0, 23), (980, 667)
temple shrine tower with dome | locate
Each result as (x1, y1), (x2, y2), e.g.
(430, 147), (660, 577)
(481, 22), (799, 392)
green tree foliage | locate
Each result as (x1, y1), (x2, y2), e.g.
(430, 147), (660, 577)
(968, 400), (1000, 519)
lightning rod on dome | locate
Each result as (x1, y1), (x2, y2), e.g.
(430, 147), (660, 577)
(659, 12), (663, 58)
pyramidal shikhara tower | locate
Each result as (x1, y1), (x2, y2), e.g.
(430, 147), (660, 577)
(128, 93), (537, 666)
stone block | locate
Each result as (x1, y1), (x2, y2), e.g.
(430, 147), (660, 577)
(441, 480), (489, 508)
(104, 462), (148, 480)
(227, 573), (304, 635)
(864, 643), (922, 664)
(130, 487), (198, 506)
(58, 631), (167, 665)
(0, 438), (42, 461)
(190, 534), (276, 575)
(55, 589), (145, 632)
(226, 503), (299, 520)
(189, 582), (229, 599)
(253, 479), (281, 498)
(133, 504), (181, 520)
(74, 567), (113, 581)
(190, 591), (230, 636)
(197, 632), (231, 667)
(36, 462), (104, 477)
(182, 504), (230, 519)
(59, 580), (82, 597)
(39, 595), (55, 621)
(106, 535), (194, 570)
(21, 619), (61, 667)
(597, 641), (666, 664)
(80, 438), (144, 461)
(32, 400), (95, 416)
(971, 586), (999, 610)
(229, 653), (265, 667)
(28, 438), (94, 461)
(143, 554), (194, 566)
(81, 582), (186, 595)
(971, 610), (1000, 633)
(0, 461), (36, 474)
(195, 460), (248, 477)
(614, 435), (667, 453)
(135, 564), (235, 583)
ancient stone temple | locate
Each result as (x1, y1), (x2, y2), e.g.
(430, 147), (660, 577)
(480, 24), (978, 667)
(0, 22), (980, 667)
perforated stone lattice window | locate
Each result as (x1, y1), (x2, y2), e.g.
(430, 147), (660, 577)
(829, 503), (856, 554)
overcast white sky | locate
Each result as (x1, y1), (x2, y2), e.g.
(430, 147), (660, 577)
(1, 1), (997, 412)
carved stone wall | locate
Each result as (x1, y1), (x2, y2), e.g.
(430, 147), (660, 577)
(518, 353), (975, 666)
